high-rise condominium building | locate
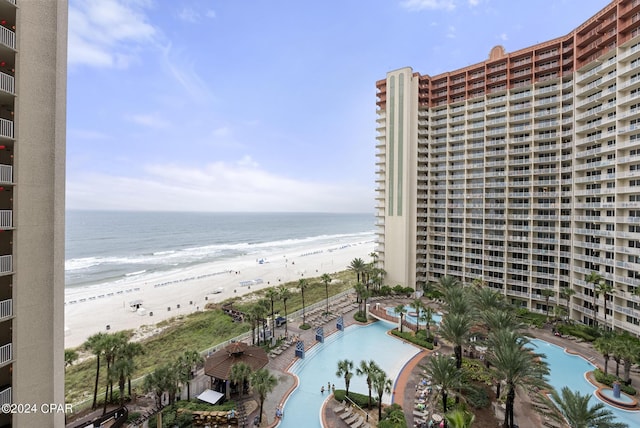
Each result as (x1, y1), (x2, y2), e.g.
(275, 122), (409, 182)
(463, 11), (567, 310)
(376, 0), (640, 336)
(0, 1), (67, 427)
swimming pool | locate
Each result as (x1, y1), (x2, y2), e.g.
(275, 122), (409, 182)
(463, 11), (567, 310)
(384, 305), (442, 326)
(278, 322), (421, 428)
(530, 339), (640, 427)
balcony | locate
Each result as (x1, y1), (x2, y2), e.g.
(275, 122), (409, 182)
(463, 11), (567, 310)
(0, 118), (12, 139)
(0, 386), (9, 405)
(0, 255), (10, 274)
(0, 299), (10, 320)
(0, 26), (14, 50)
(0, 342), (10, 366)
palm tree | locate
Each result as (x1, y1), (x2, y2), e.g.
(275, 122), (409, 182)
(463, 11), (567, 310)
(246, 304), (261, 345)
(421, 306), (435, 339)
(585, 271), (604, 327)
(176, 349), (203, 401)
(356, 359), (381, 409)
(544, 386), (628, 428)
(84, 332), (108, 409)
(354, 282), (366, 310)
(278, 284), (292, 339)
(421, 354), (467, 414)
(348, 257), (366, 284)
(251, 368), (278, 424)
(439, 312), (472, 369)
(559, 286), (576, 322)
(488, 329), (550, 428)
(445, 408), (476, 428)
(336, 359), (354, 397)
(472, 286), (504, 313)
(371, 368), (393, 420)
(64, 349), (79, 368)
(594, 334), (615, 375)
(410, 299), (425, 332)
(229, 362), (253, 397)
(540, 288), (555, 320)
(596, 281), (615, 329)
(265, 287), (279, 334)
(101, 332), (128, 414)
(298, 278), (308, 326)
(616, 334), (640, 384)
(144, 364), (172, 408)
(436, 275), (462, 301)
(394, 304), (407, 333)
(112, 341), (143, 405)
(321, 273), (332, 315)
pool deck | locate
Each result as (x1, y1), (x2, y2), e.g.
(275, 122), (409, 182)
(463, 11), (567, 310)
(251, 296), (640, 428)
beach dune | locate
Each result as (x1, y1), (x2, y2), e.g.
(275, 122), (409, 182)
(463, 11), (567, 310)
(64, 240), (375, 348)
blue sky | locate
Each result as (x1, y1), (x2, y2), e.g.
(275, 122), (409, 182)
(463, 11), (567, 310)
(66, 0), (609, 213)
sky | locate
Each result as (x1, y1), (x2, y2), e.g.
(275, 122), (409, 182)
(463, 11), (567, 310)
(66, 0), (611, 213)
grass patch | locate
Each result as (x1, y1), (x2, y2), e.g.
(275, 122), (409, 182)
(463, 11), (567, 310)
(593, 369), (637, 395)
(391, 329), (434, 350)
(556, 323), (601, 342)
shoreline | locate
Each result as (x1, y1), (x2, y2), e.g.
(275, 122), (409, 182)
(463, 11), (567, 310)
(64, 240), (376, 348)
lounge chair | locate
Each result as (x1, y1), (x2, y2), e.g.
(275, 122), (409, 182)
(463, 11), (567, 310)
(345, 413), (359, 425)
(350, 416), (365, 428)
(340, 408), (353, 420)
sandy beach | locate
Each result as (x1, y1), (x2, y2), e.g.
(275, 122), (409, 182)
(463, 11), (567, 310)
(64, 239), (375, 348)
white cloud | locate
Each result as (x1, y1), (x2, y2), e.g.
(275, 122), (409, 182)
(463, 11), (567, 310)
(401, 0), (456, 11)
(178, 7), (200, 23)
(126, 113), (169, 129)
(68, 129), (110, 140)
(68, 0), (157, 68)
(205, 10), (217, 19)
(468, 0), (480, 6)
(66, 158), (373, 213)
(160, 44), (212, 103)
(500, 33), (508, 41)
(446, 26), (456, 38)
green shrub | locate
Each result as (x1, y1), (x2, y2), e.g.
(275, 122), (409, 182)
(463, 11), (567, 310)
(379, 404), (406, 428)
(299, 323), (311, 330)
(127, 412), (141, 423)
(333, 389), (377, 408)
(379, 286), (393, 296)
(556, 324), (600, 342)
(354, 311), (367, 323)
(391, 330), (434, 350)
(466, 388), (490, 408)
(593, 369), (637, 395)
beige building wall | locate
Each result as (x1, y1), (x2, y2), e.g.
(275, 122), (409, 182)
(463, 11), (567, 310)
(9, 0), (67, 427)
(377, 67), (418, 287)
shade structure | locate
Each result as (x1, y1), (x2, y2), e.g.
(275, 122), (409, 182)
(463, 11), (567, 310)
(197, 389), (224, 405)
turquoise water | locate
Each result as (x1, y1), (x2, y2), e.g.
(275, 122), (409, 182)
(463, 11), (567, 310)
(531, 339), (640, 427)
(385, 305), (442, 326)
(279, 322), (421, 428)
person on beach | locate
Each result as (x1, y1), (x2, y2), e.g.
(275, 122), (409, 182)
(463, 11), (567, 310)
(321, 385), (325, 394)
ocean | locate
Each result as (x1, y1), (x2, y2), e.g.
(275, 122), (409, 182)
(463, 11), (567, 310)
(65, 211), (375, 289)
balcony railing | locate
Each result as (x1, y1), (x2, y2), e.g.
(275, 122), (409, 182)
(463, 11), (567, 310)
(0, 298), (10, 321)
(0, 343), (10, 365)
(0, 118), (12, 139)
(0, 210), (10, 229)
(0, 386), (10, 405)
(0, 71), (13, 95)
(0, 26), (14, 50)
(0, 255), (11, 274)
(0, 164), (11, 183)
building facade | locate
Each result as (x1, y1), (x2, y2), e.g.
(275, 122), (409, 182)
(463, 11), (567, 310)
(376, 0), (640, 335)
(0, 1), (67, 427)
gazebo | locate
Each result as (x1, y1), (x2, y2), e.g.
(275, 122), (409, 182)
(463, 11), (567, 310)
(204, 341), (269, 399)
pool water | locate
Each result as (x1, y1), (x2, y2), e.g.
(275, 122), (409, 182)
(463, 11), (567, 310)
(530, 339), (640, 427)
(385, 305), (442, 326)
(278, 322), (421, 428)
